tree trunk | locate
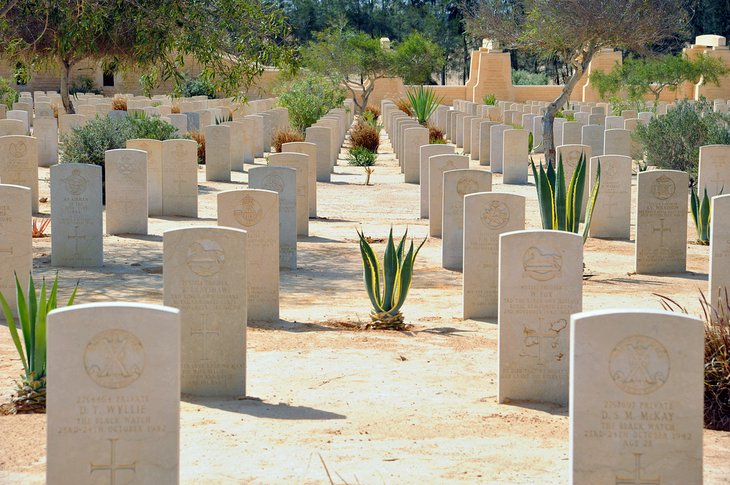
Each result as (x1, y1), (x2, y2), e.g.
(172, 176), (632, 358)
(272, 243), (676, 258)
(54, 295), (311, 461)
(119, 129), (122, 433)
(542, 47), (596, 167)
(60, 59), (75, 114)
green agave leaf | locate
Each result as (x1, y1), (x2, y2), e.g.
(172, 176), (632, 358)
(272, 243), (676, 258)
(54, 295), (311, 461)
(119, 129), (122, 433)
(382, 228), (398, 311)
(568, 153), (587, 234)
(33, 279), (48, 377)
(357, 230), (384, 312)
(14, 273), (30, 367)
(0, 287), (28, 375)
(700, 187), (711, 242)
(582, 160), (601, 243)
(690, 187), (700, 237)
(391, 241), (416, 315)
(554, 156), (567, 231)
(531, 158), (554, 230)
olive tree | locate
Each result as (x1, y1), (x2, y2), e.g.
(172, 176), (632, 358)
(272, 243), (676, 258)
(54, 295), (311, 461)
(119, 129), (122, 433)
(466, 0), (688, 166)
(0, 0), (291, 113)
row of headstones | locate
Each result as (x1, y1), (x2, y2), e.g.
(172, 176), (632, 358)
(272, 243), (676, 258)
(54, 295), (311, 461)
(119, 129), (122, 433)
(40, 264), (707, 483)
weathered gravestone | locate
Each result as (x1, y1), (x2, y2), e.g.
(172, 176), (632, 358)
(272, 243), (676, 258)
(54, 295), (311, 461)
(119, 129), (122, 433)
(0, 119), (25, 136)
(429, 155), (469, 237)
(420, 144), (456, 218)
(489, 124), (509, 173)
(604, 129), (631, 157)
(502, 129), (529, 184)
(581, 124), (604, 158)
(710, 194), (730, 309)
(0, 135), (39, 212)
(463, 193), (525, 319)
(635, 170), (688, 274)
(462, 115), (478, 155)
(34, 117), (59, 167)
(469, 117), (482, 160)
(46, 303), (180, 485)
(570, 309), (703, 485)
(218, 189), (279, 321)
(51, 164), (103, 267)
(305, 126), (332, 182)
(236, 117), (256, 164)
(249, 166), (297, 270)
(224, 120), (246, 171)
(58, 114), (87, 139)
(282, 141), (318, 217)
(588, 155), (632, 239)
(562, 121), (583, 145)
(403, 126), (429, 184)
(479, 121), (499, 166)
(442, 169), (492, 271)
(268, 152), (309, 237)
(105, 149), (148, 235)
(164, 226), (247, 396)
(532, 116), (544, 154)
(0, 184), (32, 314)
(204, 124), (231, 182)
(698, 144), (730, 199)
(498, 230), (582, 405)
(126, 139), (163, 217)
(161, 139), (198, 218)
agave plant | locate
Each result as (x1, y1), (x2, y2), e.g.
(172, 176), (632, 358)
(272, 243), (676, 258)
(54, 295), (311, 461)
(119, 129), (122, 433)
(690, 186), (714, 245)
(356, 228), (426, 330)
(0, 273), (77, 414)
(530, 152), (601, 243)
(406, 86), (443, 126)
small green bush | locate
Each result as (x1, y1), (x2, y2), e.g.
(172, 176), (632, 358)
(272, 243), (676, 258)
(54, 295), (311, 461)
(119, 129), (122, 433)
(70, 76), (102, 95)
(0, 76), (18, 109)
(483, 94), (497, 105)
(512, 69), (548, 86)
(61, 113), (178, 167)
(347, 146), (376, 167)
(275, 75), (346, 133)
(634, 98), (730, 179)
(181, 74), (216, 98)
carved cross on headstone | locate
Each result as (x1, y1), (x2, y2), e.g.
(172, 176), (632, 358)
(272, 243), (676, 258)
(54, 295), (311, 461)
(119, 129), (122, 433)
(191, 320), (219, 361)
(89, 438), (137, 485)
(0, 246), (12, 255)
(652, 219), (671, 248)
(520, 318), (568, 365)
(615, 453), (660, 485)
(69, 225), (86, 256)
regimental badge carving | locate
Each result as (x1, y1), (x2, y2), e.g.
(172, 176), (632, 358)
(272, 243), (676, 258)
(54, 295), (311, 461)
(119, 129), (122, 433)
(62, 168), (88, 196)
(566, 150), (582, 166)
(262, 174), (285, 193)
(609, 335), (670, 395)
(234, 195), (263, 227)
(651, 175), (676, 200)
(84, 329), (145, 389)
(118, 161), (134, 178)
(481, 200), (510, 229)
(187, 239), (225, 277)
(520, 318), (567, 364)
(172, 143), (188, 161)
(522, 246), (562, 281)
(615, 453), (660, 485)
(9, 141), (27, 159)
(606, 162), (618, 178)
(456, 177), (479, 196)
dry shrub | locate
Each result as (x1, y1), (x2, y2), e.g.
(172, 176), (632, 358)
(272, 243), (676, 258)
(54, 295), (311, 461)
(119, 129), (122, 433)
(350, 121), (379, 152)
(32, 218), (51, 238)
(364, 104), (381, 119)
(428, 124), (445, 144)
(189, 130), (205, 164)
(52, 104), (59, 118)
(171, 103), (181, 114)
(272, 129), (305, 152)
(111, 96), (128, 111)
(658, 291), (730, 431)
(394, 98), (413, 117)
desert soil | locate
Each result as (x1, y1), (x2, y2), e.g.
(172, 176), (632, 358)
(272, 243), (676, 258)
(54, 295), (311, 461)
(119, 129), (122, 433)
(0, 131), (728, 484)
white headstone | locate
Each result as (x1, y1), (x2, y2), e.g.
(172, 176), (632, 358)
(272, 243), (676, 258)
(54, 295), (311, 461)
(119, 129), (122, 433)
(420, 144), (456, 218)
(403, 126), (429, 184)
(710, 194), (730, 309)
(105, 149), (148, 235)
(204, 124), (231, 182)
(126, 139), (163, 216)
(588, 155), (632, 239)
(34, 117), (59, 168)
(305, 126), (332, 182)
(50, 163), (103, 267)
(0, 135), (39, 212)
(502, 129), (529, 184)
(463, 192), (525, 319)
(429, 155), (469, 237)
(161, 139), (198, 218)
(267, 152), (309, 237)
(489, 124), (509, 173)
(46, 303), (180, 484)
(0, 184), (32, 314)
(698, 145), (730, 199)
(0, 119), (26, 136)
(281, 141), (318, 217)
(163, 226), (247, 396)
(604, 128), (631, 157)
(498, 230), (582, 405)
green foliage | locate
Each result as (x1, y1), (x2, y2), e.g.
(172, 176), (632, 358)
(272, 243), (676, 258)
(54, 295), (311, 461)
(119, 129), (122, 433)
(405, 85), (443, 125)
(0, 76), (18, 108)
(214, 113), (234, 125)
(0, 273), (78, 396)
(634, 98), (730, 178)
(483, 93), (497, 105)
(347, 146), (377, 167)
(591, 54), (729, 104)
(392, 32), (444, 85)
(61, 113), (178, 166)
(530, 153), (601, 243)
(69, 76), (102, 95)
(690, 187), (713, 245)
(350, 121), (380, 152)
(554, 110), (575, 121)
(303, 27), (392, 112)
(180, 74), (216, 99)
(275, 75), (346, 132)
(512, 69), (548, 85)
(356, 228), (426, 329)
(360, 110), (381, 131)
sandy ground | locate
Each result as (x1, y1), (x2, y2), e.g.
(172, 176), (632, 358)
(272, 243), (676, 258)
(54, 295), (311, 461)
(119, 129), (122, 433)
(0, 130), (729, 484)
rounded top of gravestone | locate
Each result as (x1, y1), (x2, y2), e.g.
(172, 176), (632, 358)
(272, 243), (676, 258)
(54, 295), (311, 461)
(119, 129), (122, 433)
(695, 34), (726, 47)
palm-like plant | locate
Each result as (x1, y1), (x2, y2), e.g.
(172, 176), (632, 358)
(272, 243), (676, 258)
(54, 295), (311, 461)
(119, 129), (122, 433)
(356, 228), (425, 330)
(530, 152), (601, 243)
(406, 86), (443, 126)
(0, 273), (77, 414)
